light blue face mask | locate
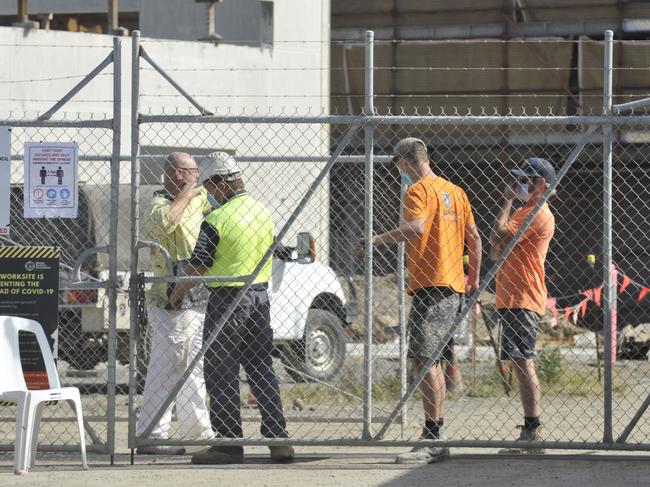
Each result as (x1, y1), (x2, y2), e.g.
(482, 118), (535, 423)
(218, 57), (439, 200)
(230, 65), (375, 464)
(400, 170), (412, 188)
(514, 182), (531, 202)
(207, 193), (220, 210)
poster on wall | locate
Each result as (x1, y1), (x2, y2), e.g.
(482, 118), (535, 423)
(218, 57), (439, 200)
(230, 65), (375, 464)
(0, 246), (60, 389)
(0, 127), (10, 236)
(24, 142), (78, 219)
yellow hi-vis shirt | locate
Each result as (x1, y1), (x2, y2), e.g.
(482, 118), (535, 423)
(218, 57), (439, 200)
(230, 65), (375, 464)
(202, 194), (274, 287)
(144, 188), (212, 307)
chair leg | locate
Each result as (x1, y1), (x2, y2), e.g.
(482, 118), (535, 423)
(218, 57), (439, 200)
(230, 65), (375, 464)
(28, 402), (45, 468)
(16, 395), (37, 474)
(13, 399), (28, 476)
(72, 398), (88, 470)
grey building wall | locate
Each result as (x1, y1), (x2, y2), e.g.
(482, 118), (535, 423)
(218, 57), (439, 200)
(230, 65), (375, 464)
(2, 0), (274, 44)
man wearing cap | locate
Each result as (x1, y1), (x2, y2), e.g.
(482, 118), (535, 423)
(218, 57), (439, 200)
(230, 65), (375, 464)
(136, 152), (214, 455)
(358, 138), (482, 464)
(170, 152), (293, 464)
(490, 157), (556, 454)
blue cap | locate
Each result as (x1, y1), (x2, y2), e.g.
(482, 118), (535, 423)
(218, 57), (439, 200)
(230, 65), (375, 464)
(511, 157), (556, 185)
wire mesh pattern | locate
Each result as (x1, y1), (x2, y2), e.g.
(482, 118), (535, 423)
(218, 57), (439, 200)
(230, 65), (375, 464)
(1, 33), (649, 458)
(130, 114), (650, 450)
(0, 121), (117, 453)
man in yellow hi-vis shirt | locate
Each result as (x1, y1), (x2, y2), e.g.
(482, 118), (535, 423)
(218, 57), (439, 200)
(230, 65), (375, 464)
(170, 152), (293, 465)
(136, 152), (214, 455)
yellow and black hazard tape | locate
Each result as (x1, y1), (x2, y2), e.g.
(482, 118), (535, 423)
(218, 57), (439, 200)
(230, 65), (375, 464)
(0, 400), (59, 407)
(0, 246), (60, 259)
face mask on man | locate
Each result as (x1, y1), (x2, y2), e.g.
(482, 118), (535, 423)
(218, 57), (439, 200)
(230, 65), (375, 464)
(400, 170), (412, 188)
(514, 182), (531, 202)
(207, 193), (220, 209)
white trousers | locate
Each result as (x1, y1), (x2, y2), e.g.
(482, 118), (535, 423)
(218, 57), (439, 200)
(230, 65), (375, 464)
(136, 305), (213, 440)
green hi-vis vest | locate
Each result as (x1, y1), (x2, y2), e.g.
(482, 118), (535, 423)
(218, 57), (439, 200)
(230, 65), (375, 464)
(203, 193), (274, 287)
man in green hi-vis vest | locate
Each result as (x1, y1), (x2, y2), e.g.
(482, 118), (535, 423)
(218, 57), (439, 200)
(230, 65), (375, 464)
(170, 152), (293, 465)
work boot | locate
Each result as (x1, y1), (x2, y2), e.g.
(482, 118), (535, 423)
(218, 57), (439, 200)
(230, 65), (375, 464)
(136, 445), (186, 455)
(269, 445), (295, 462)
(191, 446), (244, 464)
(396, 429), (449, 464)
(499, 425), (545, 454)
(395, 445), (450, 464)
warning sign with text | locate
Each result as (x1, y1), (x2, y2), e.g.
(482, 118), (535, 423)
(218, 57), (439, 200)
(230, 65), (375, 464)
(0, 246), (59, 388)
(24, 142), (78, 219)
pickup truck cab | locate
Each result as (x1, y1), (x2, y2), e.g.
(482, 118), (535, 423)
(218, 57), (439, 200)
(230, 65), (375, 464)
(6, 184), (357, 382)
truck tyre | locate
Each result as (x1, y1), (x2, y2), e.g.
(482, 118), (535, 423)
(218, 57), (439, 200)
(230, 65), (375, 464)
(281, 309), (346, 382)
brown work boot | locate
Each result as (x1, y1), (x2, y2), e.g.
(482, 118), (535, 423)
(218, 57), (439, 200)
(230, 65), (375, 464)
(499, 425), (545, 454)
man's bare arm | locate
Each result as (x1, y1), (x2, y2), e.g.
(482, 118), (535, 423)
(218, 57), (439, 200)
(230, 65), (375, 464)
(356, 219), (424, 255)
(169, 263), (208, 309)
(464, 224), (482, 295)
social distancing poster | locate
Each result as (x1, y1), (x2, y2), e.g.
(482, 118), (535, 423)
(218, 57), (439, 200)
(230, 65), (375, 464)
(24, 142), (78, 219)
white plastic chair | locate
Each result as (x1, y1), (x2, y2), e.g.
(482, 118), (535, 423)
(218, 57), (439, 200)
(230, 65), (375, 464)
(0, 316), (88, 475)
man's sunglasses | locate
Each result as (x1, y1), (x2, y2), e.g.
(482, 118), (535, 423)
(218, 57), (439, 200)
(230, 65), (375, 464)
(517, 175), (540, 184)
(176, 166), (199, 174)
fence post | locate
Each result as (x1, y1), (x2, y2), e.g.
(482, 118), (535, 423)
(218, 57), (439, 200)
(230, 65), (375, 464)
(397, 183), (407, 436)
(362, 29), (375, 440)
(106, 34), (122, 462)
(602, 29), (615, 444)
(127, 30), (141, 455)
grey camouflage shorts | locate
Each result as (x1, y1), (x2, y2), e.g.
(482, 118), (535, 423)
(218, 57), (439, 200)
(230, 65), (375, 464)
(407, 286), (461, 361)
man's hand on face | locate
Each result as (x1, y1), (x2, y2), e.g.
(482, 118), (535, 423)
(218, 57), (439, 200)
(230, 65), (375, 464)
(180, 181), (203, 199)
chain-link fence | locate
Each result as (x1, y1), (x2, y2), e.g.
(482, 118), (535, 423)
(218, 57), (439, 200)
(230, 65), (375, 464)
(128, 30), (650, 457)
(0, 39), (121, 455)
(2, 30), (650, 459)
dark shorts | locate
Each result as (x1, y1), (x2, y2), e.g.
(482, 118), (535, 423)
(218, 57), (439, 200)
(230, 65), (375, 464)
(407, 287), (461, 362)
(499, 308), (540, 360)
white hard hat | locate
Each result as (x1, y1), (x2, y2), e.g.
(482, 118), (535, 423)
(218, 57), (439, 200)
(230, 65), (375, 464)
(199, 151), (241, 183)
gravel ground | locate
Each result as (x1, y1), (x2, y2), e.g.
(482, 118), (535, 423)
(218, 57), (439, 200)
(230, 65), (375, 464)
(1, 449), (650, 487)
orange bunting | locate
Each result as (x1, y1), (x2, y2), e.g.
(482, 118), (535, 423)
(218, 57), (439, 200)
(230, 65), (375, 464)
(594, 287), (602, 307)
(580, 299), (589, 318)
(546, 298), (558, 317)
(619, 275), (632, 295)
(638, 287), (650, 303)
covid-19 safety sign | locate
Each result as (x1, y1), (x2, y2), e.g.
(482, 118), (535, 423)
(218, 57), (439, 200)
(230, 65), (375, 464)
(24, 141), (78, 219)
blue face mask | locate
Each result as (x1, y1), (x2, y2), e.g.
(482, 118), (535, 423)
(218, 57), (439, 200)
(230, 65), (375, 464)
(514, 182), (531, 202)
(400, 170), (412, 188)
(207, 193), (220, 210)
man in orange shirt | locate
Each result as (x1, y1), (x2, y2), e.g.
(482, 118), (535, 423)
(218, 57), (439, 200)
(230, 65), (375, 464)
(358, 137), (482, 464)
(490, 157), (556, 454)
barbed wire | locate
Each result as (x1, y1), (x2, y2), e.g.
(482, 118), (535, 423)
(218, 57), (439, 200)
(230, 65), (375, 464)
(138, 93), (649, 99)
(0, 43), (112, 48)
(139, 38), (645, 45)
(0, 73), (113, 85)
(0, 98), (113, 103)
(140, 65), (643, 73)
(0, 38), (641, 49)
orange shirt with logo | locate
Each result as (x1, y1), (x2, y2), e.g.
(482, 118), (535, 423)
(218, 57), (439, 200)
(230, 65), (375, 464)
(403, 175), (475, 295)
(496, 202), (555, 315)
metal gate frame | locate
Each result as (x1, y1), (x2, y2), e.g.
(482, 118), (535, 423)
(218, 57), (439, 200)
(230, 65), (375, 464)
(126, 29), (650, 453)
(0, 38), (122, 456)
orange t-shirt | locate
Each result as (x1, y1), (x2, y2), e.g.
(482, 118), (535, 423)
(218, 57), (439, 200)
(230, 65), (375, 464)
(403, 175), (475, 294)
(496, 202), (555, 315)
